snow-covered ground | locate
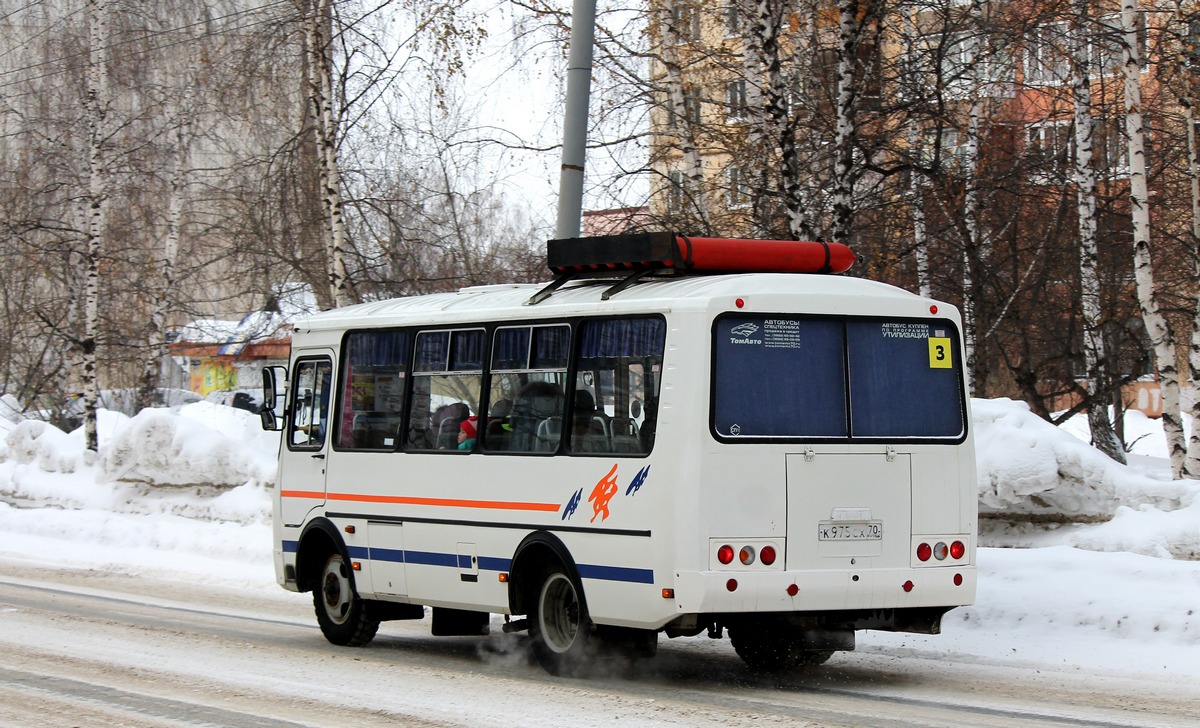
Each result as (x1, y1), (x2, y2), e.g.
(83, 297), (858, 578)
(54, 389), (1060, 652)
(1, 396), (1197, 679)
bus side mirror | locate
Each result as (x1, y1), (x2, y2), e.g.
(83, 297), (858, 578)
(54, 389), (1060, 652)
(260, 365), (287, 431)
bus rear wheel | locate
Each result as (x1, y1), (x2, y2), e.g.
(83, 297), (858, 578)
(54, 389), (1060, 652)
(313, 552), (379, 647)
(528, 566), (593, 676)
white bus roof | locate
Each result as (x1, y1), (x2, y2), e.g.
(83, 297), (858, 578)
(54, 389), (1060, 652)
(294, 274), (951, 334)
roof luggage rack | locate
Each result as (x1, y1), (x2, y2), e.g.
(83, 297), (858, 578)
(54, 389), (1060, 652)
(528, 232), (856, 305)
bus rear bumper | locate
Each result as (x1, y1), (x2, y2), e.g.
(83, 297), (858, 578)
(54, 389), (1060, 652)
(671, 566), (977, 617)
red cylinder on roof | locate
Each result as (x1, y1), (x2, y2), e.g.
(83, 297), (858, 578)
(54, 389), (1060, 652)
(675, 236), (855, 274)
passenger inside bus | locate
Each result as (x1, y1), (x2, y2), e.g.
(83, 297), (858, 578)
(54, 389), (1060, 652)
(457, 416), (477, 451)
(507, 381), (563, 452)
(571, 390), (608, 452)
(484, 398), (513, 449)
(431, 402), (470, 449)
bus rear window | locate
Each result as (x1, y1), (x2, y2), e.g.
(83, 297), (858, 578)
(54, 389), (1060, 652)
(846, 320), (964, 438)
(713, 317), (846, 437)
(712, 315), (965, 441)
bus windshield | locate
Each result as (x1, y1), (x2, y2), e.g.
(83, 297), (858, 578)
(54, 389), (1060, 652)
(712, 315), (966, 441)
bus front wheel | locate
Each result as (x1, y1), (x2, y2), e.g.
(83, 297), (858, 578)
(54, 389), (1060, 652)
(529, 566), (593, 676)
(313, 552), (379, 647)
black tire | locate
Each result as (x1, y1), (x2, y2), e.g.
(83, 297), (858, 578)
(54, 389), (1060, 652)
(313, 552), (379, 647)
(729, 626), (832, 672)
(528, 565), (593, 676)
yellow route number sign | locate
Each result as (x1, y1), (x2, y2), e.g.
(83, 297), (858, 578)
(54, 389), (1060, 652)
(928, 337), (952, 369)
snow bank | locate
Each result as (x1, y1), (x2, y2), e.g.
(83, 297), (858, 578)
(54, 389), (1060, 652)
(4, 418), (98, 472)
(973, 398), (1196, 519)
(1069, 499), (1200, 560)
(1, 402), (276, 526)
(97, 403), (277, 488)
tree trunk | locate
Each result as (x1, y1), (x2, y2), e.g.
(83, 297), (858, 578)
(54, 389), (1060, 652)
(902, 12), (930, 298)
(957, 0), (987, 395)
(1073, 0), (1125, 463)
(659, 0), (708, 229)
(831, 0), (860, 246)
(1123, 0), (1185, 476)
(305, 0), (351, 308)
(81, 0), (110, 452)
(138, 120), (188, 411)
(1177, 9), (1200, 477)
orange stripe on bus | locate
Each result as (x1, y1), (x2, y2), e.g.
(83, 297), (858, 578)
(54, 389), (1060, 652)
(280, 490), (559, 513)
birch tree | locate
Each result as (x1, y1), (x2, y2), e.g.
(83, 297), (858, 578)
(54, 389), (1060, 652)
(1169, 2), (1200, 477)
(302, 0), (353, 309)
(657, 0), (710, 231)
(79, 0), (112, 451)
(831, 0), (867, 246)
(902, 9), (931, 297)
(1123, 0), (1186, 476)
(1072, 0), (1125, 463)
(136, 110), (191, 411)
(958, 0), (986, 394)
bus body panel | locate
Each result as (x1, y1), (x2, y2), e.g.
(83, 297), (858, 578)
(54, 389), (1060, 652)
(272, 271), (977, 640)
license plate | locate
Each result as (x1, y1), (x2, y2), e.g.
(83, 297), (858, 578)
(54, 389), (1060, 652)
(817, 521), (883, 541)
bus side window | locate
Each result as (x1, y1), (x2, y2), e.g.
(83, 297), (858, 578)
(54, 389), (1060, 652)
(406, 329), (484, 452)
(288, 359), (332, 450)
(486, 325), (569, 453)
(338, 330), (408, 450)
(572, 317), (665, 455)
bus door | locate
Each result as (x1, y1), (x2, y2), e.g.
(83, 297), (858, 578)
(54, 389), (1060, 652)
(279, 353), (335, 527)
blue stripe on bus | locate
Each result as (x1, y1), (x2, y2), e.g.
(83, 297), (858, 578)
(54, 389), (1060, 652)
(284, 541), (652, 585)
(477, 555), (512, 572)
(576, 563), (655, 584)
(400, 550), (459, 568)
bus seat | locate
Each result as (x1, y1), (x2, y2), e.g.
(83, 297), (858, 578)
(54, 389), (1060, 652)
(535, 417), (562, 451)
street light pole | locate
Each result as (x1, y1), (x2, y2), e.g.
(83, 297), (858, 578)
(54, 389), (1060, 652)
(554, 0), (596, 240)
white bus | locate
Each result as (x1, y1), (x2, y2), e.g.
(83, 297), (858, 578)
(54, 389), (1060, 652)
(262, 233), (976, 675)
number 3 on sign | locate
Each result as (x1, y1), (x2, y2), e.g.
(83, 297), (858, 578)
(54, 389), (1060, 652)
(928, 337), (952, 369)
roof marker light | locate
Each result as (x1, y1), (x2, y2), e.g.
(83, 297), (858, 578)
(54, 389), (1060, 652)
(735, 298), (745, 309)
(930, 305), (938, 314)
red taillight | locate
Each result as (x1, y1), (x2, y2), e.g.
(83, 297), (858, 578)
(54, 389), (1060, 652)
(739, 546), (756, 565)
(760, 545), (777, 566)
(717, 545), (735, 565)
(916, 543), (932, 562)
(950, 540), (966, 560)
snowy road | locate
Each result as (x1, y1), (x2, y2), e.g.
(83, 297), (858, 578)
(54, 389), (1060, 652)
(0, 562), (1195, 728)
